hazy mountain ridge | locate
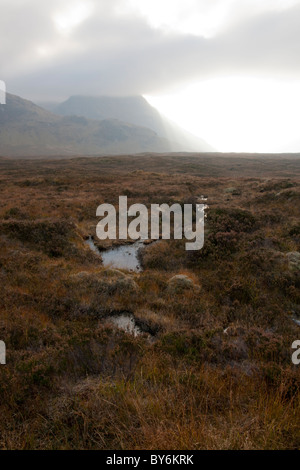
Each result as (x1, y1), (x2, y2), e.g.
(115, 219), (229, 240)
(0, 93), (213, 157)
(0, 94), (173, 157)
(53, 95), (214, 152)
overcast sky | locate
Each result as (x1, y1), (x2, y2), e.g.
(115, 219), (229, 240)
(1, 0), (300, 152)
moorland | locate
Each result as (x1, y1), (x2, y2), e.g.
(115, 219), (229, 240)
(0, 152), (299, 449)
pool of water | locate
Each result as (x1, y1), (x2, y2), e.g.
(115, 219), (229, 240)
(85, 236), (144, 272)
(108, 313), (142, 336)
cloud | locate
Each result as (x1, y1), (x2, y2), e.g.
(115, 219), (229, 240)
(1, 0), (300, 100)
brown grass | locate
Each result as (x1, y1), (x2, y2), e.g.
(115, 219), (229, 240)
(0, 153), (299, 449)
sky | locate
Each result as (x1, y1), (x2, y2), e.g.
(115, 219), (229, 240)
(1, 0), (300, 152)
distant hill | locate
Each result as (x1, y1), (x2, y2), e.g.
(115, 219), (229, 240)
(0, 94), (174, 157)
(51, 95), (213, 152)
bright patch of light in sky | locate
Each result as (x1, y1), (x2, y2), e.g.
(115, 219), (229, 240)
(53, 2), (92, 36)
(145, 78), (300, 152)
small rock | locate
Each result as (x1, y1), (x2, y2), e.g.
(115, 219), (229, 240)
(286, 252), (300, 271)
(225, 187), (241, 196)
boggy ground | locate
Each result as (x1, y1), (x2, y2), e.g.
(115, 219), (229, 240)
(0, 153), (299, 449)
